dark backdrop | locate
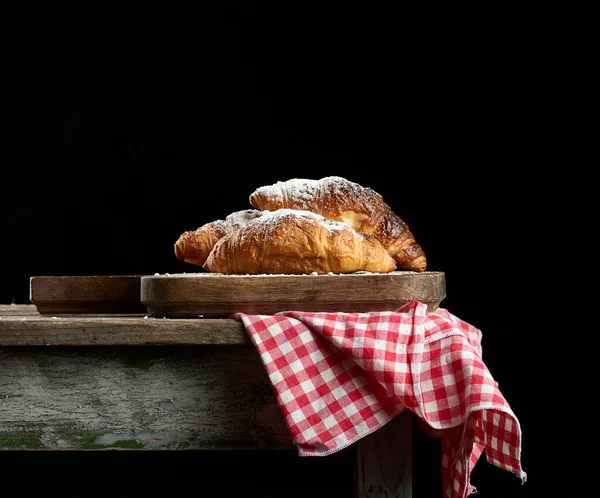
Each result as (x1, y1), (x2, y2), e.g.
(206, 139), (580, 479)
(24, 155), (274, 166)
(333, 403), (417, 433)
(3, 3), (585, 498)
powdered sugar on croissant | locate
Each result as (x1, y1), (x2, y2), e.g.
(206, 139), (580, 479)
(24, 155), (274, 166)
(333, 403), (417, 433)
(249, 176), (427, 272)
(203, 209), (397, 275)
(174, 209), (262, 266)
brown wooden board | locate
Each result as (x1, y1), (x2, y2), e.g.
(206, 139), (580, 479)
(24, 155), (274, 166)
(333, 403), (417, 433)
(141, 271), (446, 317)
(30, 275), (147, 314)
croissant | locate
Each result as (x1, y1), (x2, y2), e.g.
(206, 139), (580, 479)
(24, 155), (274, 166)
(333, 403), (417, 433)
(203, 209), (397, 275)
(249, 176), (427, 272)
(174, 209), (262, 266)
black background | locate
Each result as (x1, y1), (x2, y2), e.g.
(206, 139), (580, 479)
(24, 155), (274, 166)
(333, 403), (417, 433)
(2, 2), (590, 497)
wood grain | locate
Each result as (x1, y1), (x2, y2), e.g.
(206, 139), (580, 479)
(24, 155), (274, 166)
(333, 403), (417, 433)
(0, 346), (291, 450)
(30, 275), (147, 314)
(0, 305), (250, 346)
(141, 271), (446, 317)
(0, 304), (37, 316)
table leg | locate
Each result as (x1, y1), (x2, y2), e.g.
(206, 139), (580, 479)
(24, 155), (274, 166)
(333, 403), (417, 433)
(356, 410), (412, 498)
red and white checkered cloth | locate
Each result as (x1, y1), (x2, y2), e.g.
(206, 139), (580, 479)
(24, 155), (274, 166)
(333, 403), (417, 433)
(233, 300), (527, 498)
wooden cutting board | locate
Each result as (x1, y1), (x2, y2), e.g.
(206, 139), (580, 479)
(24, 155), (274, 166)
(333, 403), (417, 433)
(141, 271), (446, 317)
(30, 275), (147, 314)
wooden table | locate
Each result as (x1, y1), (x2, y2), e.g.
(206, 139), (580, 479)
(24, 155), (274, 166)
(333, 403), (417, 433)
(0, 304), (414, 497)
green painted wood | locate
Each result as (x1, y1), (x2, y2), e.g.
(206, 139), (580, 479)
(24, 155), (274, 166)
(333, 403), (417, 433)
(0, 346), (291, 450)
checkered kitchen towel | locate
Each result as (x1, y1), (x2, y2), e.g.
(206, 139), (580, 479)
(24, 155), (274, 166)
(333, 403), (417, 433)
(233, 300), (527, 498)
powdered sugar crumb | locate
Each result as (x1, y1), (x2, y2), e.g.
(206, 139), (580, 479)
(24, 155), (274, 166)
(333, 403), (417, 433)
(252, 176), (374, 208)
(242, 208), (353, 236)
(225, 209), (262, 227)
(147, 271), (434, 278)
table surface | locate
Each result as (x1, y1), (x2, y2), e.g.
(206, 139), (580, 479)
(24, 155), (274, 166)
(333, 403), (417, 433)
(0, 304), (251, 346)
(0, 303), (292, 451)
(0, 303), (413, 497)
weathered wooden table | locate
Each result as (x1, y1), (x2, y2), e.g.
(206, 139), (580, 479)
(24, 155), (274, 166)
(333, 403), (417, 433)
(0, 303), (414, 497)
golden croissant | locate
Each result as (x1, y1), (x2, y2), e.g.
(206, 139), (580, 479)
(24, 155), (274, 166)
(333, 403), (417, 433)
(249, 176), (427, 272)
(203, 209), (397, 275)
(174, 209), (262, 266)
